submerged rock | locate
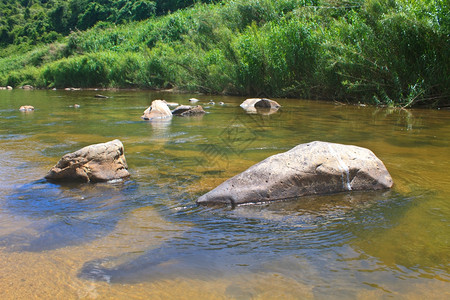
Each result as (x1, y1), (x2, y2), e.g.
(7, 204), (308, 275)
(141, 100), (172, 120)
(19, 105), (34, 112)
(172, 105), (206, 116)
(163, 100), (179, 107)
(94, 94), (109, 99)
(45, 139), (130, 183)
(197, 141), (393, 206)
(240, 98), (281, 114)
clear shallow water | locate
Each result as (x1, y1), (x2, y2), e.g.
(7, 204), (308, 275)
(0, 89), (449, 299)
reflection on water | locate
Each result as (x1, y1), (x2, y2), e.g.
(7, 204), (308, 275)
(1, 180), (140, 252)
(0, 90), (449, 299)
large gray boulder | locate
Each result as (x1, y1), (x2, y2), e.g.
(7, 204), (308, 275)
(197, 141), (393, 206)
(45, 139), (130, 183)
(141, 100), (172, 120)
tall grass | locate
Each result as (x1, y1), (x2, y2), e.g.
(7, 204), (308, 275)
(0, 0), (448, 107)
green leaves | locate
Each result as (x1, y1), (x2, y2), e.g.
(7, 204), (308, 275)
(0, 0), (448, 107)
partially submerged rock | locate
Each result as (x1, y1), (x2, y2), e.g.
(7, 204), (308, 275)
(163, 100), (179, 107)
(21, 85), (34, 90)
(141, 100), (172, 120)
(172, 105), (206, 116)
(94, 94), (109, 99)
(240, 98), (281, 114)
(19, 105), (34, 112)
(197, 141), (393, 206)
(45, 139), (130, 183)
(189, 98), (200, 103)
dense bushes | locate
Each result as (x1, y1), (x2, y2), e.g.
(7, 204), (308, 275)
(0, 0), (448, 107)
(0, 0), (212, 47)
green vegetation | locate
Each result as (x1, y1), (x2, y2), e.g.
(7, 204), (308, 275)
(1, 0), (449, 107)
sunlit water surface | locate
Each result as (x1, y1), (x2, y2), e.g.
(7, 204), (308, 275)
(0, 90), (449, 299)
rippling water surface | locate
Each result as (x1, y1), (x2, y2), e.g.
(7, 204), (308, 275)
(0, 90), (449, 299)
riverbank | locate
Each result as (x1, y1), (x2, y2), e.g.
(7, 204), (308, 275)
(1, 0), (449, 108)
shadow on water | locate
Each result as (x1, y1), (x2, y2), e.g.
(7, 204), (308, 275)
(0, 178), (146, 252)
(78, 189), (418, 284)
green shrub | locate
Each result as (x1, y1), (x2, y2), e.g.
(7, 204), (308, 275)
(43, 54), (109, 87)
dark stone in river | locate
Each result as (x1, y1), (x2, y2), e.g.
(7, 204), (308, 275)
(171, 105), (206, 116)
(240, 98), (281, 114)
(197, 141), (393, 205)
(45, 139), (130, 183)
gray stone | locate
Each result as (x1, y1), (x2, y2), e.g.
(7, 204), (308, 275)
(45, 139), (130, 183)
(172, 105), (206, 116)
(197, 141), (393, 206)
(240, 98), (281, 114)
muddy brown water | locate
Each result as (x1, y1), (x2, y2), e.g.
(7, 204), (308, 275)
(0, 90), (449, 299)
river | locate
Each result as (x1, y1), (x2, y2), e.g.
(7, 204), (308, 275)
(0, 89), (449, 299)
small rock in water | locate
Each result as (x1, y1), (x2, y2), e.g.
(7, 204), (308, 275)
(218, 102), (225, 105)
(74, 104), (81, 108)
(95, 94), (109, 99)
(19, 105), (34, 112)
(45, 139), (130, 183)
(163, 100), (179, 107)
(172, 105), (206, 116)
(240, 98), (281, 115)
(141, 100), (172, 120)
(189, 98), (200, 103)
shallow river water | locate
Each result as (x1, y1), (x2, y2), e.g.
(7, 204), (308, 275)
(0, 89), (449, 299)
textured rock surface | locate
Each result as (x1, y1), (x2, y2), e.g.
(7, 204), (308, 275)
(45, 139), (130, 183)
(197, 141), (393, 205)
(141, 100), (172, 120)
(172, 105), (206, 116)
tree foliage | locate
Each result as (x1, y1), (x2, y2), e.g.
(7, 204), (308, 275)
(0, 0), (448, 107)
(0, 0), (210, 46)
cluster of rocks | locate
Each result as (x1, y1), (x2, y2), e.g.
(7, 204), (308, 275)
(0, 85), (34, 90)
(40, 96), (393, 206)
(141, 99), (207, 120)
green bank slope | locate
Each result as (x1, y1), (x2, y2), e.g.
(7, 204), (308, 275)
(1, 0), (449, 107)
